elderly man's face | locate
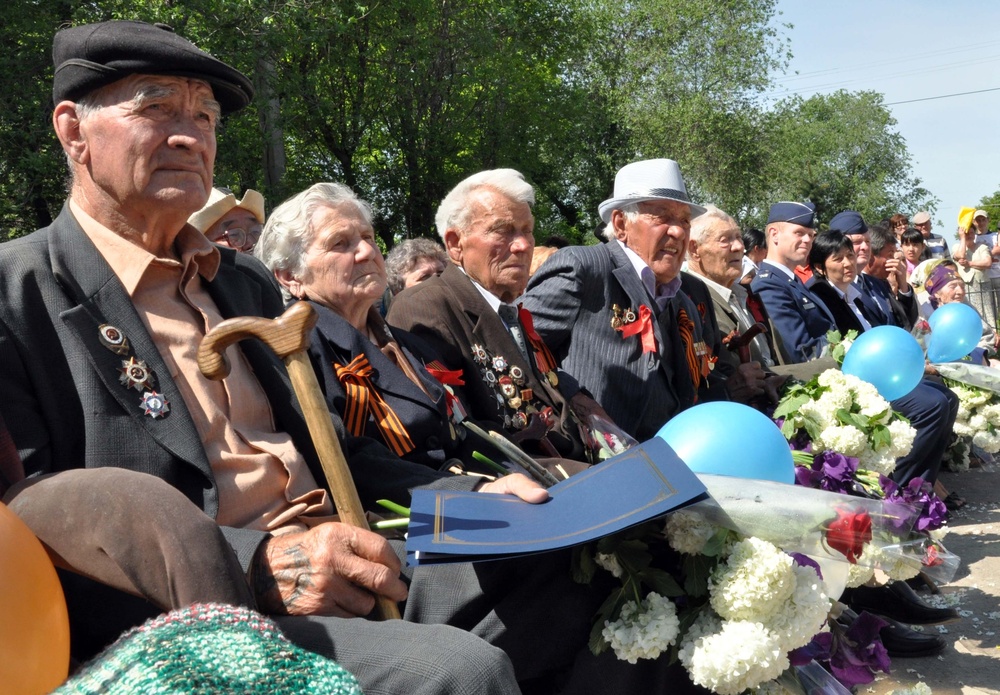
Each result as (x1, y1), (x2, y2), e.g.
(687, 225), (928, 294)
(975, 215), (990, 233)
(74, 74), (218, 217)
(614, 200), (691, 285)
(767, 222), (815, 268)
(915, 220), (932, 237)
(690, 219), (744, 288)
(206, 207), (263, 252)
(446, 187), (534, 302)
(845, 232), (871, 272)
(284, 203), (386, 318)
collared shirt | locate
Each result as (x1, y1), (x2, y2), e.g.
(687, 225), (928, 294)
(827, 281), (872, 331)
(694, 272), (775, 367)
(616, 239), (681, 311)
(460, 266), (507, 315)
(71, 199), (333, 535)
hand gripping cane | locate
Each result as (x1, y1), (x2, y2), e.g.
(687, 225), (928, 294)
(198, 301), (401, 620)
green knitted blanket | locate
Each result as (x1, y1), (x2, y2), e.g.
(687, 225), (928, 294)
(55, 603), (362, 694)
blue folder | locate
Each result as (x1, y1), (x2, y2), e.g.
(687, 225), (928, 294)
(406, 437), (708, 566)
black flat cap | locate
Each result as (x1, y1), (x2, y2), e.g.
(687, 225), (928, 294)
(52, 20), (253, 114)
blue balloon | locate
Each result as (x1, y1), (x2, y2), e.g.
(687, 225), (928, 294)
(926, 302), (983, 363)
(655, 402), (793, 483)
(841, 325), (924, 401)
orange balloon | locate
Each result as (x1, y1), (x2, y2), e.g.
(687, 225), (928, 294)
(0, 502), (70, 694)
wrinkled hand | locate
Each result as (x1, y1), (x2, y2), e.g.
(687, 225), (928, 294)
(724, 361), (767, 403)
(252, 522), (407, 617)
(478, 472), (550, 503)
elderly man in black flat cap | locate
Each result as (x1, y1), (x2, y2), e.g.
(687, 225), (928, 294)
(1, 21), (711, 695)
(0, 20), (577, 694)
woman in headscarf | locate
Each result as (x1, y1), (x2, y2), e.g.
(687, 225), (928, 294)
(922, 260), (999, 359)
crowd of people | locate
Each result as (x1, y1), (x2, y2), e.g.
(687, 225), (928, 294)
(0, 18), (993, 694)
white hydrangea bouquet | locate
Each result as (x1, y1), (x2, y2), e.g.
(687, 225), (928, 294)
(775, 369), (916, 481)
(574, 513), (832, 695)
(933, 363), (1000, 471)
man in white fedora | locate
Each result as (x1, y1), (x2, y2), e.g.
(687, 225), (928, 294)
(523, 159), (767, 440)
(189, 186), (266, 252)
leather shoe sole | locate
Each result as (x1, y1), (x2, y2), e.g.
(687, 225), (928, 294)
(844, 582), (959, 625)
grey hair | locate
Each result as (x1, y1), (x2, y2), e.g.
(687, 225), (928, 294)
(435, 169), (535, 240)
(254, 182), (374, 300)
(385, 238), (448, 295)
(601, 202), (641, 241)
(689, 205), (738, 244)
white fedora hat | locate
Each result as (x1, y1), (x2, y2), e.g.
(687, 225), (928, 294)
(598, 159), (706, 223)
(188, 187), (266, 233)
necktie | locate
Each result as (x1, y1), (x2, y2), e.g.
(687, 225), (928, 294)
(498, 304), (530, 361)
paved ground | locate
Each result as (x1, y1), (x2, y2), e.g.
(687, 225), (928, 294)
(867, 466), (1000, 695)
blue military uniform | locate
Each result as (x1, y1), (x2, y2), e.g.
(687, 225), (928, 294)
(751, 261), (836, 363)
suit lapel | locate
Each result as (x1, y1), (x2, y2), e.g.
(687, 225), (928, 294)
(49, 209), (212, 477)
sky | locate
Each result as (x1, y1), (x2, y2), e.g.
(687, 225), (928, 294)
(769, 1), (1000, 230)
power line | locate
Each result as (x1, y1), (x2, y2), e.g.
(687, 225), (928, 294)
(885, 86), (1000, 106)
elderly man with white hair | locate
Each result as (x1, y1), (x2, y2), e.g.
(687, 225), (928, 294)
(388, 169), (606, 461)
(522, 159), (766, 441)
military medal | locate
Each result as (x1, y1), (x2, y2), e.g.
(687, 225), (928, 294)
(546, 371), (559, 387)
(472, 344), (488, 365)
(139, 391), (170, 419)
(98, 324), (130, 355)
(509, 365), (524, 384)
(492, 355), (508, 371)
(118, 356), (155, 391)
(610, 305), (638, 331)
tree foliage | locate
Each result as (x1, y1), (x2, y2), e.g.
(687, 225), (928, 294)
(0, 0), (937, 245)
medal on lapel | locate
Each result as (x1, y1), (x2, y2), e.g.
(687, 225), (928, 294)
(98, 324), (130, 355)
(118, 356), (155, 391)
(139, 391), (170, 419)
(99, 325), (169, 419)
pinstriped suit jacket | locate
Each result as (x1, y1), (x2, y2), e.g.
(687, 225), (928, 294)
(522, 241), (707, 442)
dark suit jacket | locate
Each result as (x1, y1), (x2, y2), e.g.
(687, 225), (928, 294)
(806, 279), (868, 335)
(387, 264), (586, 459)
(308, 301), (466, 470)
(522, 242), (722, 442)
(751, 262), (837, 364)
(858, 273), (918, 330)
(0, 206), (469, 653)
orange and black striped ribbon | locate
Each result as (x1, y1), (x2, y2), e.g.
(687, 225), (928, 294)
(518, 306), (558, 373)
(676, 307), (703, 396)
(334, 354), (415, 456)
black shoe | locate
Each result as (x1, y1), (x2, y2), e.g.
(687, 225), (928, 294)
(844, 582), (959, 625)
(876, 614), (946, 658)
(839, 608), (946, 659)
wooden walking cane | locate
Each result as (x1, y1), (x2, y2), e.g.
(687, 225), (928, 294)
(198, 301), (402, 620)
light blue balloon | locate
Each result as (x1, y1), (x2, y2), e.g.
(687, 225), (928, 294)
(926, 302), (982, 363)
(841, 325), (923, 401)
(655, 402), (794, 483)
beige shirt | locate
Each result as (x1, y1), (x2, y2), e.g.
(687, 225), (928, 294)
(71, 200), (333, 534)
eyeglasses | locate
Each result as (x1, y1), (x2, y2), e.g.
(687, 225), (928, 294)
(219, 227), (261, 252)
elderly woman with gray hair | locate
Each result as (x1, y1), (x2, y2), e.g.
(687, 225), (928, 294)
(385, 238), (448, 296)
(254, 183), (472, 472)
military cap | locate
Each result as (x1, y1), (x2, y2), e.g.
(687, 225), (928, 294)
(828, 210), (868, 236)
(52, 20), (253, 114)
(766, 201), (816, 227)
